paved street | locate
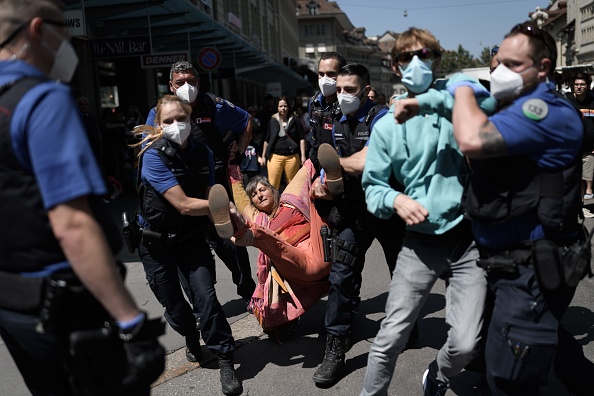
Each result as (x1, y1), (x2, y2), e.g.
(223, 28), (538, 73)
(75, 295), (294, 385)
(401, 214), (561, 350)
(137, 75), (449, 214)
(1, 193), (594, 395)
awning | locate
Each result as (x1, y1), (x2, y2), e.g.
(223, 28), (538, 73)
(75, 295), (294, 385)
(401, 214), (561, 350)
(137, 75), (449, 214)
(65, 0), (311, 93)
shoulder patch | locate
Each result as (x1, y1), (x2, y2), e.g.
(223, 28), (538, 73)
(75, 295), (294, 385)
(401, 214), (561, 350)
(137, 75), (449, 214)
(522, 98), (548, 121)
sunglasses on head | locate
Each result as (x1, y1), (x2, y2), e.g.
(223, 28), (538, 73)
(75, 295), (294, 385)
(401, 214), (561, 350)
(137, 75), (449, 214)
(395, 47), (441, 64)
(510, 22), (553, 55)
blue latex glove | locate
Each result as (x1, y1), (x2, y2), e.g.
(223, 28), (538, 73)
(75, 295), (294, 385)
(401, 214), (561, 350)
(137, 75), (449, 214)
(447, 81), (490, 97)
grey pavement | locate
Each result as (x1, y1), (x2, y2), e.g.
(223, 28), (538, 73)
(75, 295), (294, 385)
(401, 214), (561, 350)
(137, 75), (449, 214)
(1, 193), (594, 395)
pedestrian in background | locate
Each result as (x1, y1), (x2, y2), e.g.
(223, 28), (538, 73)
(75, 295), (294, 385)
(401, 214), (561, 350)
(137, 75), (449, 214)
(565, 72), (594, 218)
(259, 95), (306, 190)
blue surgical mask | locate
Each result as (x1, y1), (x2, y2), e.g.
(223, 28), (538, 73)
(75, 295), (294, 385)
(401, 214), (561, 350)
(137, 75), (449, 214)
(399, 55), (434, 94)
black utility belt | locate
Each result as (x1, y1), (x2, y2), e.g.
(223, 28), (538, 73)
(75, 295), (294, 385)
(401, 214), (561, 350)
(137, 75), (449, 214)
(140, 227), (178, 248)
(0, 262), (126, 325)
(478, 238), (592, 292)
(0, 269), (90, 333)
(0, 270), (47, 313)
(140, 226), (203, 248)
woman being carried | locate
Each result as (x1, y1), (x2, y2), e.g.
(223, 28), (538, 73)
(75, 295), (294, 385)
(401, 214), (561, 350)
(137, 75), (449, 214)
(209, 153), (340, 332)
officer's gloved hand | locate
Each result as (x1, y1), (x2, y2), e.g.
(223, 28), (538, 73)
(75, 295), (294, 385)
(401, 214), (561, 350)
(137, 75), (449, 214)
(447, 81), (490, 98)
(118, 312), (166, 389)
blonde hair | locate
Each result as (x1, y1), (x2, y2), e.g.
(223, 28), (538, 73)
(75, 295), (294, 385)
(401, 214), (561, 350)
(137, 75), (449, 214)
(131, 95), (192, 157)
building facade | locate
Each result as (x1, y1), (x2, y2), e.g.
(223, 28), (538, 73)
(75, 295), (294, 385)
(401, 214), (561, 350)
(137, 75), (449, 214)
(63, 0), (311, 120)
(295, 0), (396, 98)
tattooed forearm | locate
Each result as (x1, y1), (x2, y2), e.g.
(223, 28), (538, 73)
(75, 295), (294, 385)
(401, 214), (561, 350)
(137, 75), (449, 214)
(478, 121), (506, 157)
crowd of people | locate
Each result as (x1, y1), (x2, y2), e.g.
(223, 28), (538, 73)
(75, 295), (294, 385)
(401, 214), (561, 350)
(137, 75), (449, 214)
(1, 1), (593, 395)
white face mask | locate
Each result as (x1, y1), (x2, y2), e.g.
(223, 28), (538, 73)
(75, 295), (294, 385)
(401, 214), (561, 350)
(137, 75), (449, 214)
(44, 26), (79, 82)
(162, 122), (191, 145)
(490, 64), (525, 101)
(175, 82), (198, 103)
(338, 88), (366, 115)
(319, 76), (337, 96)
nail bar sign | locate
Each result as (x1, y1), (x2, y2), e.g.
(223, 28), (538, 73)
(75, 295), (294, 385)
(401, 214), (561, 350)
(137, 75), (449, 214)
(91, 36), (150, 58)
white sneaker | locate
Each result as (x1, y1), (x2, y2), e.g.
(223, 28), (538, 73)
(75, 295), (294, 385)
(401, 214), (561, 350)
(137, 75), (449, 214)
(583, 208), (594, 218)
(422, 369), (448, 396)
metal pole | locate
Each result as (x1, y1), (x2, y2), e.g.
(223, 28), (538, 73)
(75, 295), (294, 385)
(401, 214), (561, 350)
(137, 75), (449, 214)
(147, 3), (153, 54)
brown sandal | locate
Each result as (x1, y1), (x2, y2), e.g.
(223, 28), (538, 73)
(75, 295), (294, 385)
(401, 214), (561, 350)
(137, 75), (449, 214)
(318, 143), (343, 196)
(208, 184), (233, 239)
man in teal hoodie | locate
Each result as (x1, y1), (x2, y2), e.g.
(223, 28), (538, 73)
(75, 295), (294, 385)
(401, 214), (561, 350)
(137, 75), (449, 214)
(360, 27), (496, 396)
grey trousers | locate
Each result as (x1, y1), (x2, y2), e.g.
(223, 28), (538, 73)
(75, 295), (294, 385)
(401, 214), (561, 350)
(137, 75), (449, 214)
(360, 225), (487, 395)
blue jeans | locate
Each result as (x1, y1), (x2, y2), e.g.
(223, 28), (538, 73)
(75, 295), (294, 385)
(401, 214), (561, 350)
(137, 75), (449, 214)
(138, 235), (235, 355)
(361, 222), (487, 395)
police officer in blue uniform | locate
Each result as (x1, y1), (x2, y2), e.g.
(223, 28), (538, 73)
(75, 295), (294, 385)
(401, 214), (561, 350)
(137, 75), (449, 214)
(308, 52), (346, 170)
(311, 64), (406, 386)
(148, 61), (255, 298)
(147, 61), (256, 305)
(0, 1), (165, 394)
(136, 94), (242, 395)
(451, 22), (594, 396)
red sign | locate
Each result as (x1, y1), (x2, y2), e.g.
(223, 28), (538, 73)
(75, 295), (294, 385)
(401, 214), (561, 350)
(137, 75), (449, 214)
(197, 47), (222, 71)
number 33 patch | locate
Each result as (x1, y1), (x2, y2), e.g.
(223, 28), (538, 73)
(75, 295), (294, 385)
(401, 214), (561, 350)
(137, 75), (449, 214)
(522, 98), (549, 121)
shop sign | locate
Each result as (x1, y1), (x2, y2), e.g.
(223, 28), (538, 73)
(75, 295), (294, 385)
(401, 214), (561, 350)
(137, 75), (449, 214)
(141, 52), (189, 68)
(91, 36), (150, 58)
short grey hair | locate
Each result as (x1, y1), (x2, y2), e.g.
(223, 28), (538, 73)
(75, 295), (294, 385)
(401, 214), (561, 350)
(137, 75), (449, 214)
(245, 175), (280, 214)
(0, 0), (64, 45)
(169, 60), (199, 81)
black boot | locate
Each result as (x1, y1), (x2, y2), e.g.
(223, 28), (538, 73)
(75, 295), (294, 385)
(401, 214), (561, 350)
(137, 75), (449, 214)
(185, 329), (202, 363)
(312, 333), (346, 385)
(219, 353), (243, 395)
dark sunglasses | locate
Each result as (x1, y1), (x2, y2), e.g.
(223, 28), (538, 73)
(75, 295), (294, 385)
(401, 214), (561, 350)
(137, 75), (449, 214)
(491, 46), (499, 56)
(395, 47), (441, 64)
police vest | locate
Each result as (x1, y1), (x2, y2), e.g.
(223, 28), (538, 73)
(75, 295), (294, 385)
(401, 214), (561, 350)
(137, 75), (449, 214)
(138, 138), (211, 233)
(190, 93), (232, 189)
(309, 91), (339, 148)
(0, 78), (122, 272)
(465, 154), (581, 236)
(332, 103), (387, 204)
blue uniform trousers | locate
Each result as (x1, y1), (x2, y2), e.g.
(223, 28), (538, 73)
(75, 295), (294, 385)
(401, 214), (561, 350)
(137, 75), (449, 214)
(138, 235), (235, 356)
(486, 264), (594, 395)
(206, 224), (256, 300)
(0, 296), (148, 395)
(325, 211), (404, 336)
